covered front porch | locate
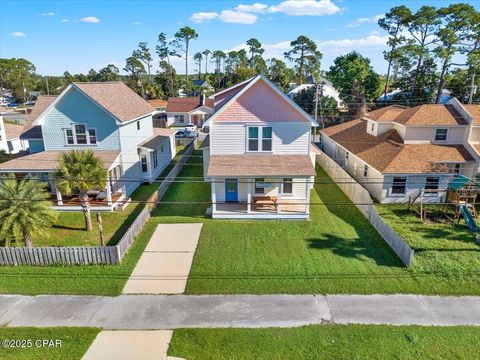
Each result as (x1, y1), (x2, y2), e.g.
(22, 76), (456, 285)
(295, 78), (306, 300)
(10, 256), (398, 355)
(209, 177), (312, 219)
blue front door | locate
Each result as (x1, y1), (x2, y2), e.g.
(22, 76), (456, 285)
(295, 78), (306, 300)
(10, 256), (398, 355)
(225, 179), (238, 202)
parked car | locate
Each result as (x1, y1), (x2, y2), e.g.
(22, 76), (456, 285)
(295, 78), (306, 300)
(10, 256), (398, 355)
(24, 100), (36, 106)
(7, 102), (18, 108)
(185, 123), (197, 132)
(176, 130), (198, 138)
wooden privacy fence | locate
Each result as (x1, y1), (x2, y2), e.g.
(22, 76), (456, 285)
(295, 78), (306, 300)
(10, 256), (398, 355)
(315, 151), (414, 266)
(0, 143), (194, 267)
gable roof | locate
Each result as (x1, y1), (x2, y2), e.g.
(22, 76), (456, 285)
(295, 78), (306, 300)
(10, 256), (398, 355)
(148, 99), (168, 109)
(366, 104), (468, 126)
(464, 105), (480, 126)
(73, 82), (155, 122)
(4, 123), (24, 140)
(322, 119), (474, 174)
(22, 95), (57, 133)
(138, 128), (177, 150)
(206, 75), (317, 126)
(166, 96), (214, 113)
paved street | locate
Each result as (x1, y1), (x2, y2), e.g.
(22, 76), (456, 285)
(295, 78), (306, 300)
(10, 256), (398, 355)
(1, 294), (479, 329)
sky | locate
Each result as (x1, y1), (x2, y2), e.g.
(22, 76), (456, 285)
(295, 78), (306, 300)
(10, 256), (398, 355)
(0, 0), (477, 76)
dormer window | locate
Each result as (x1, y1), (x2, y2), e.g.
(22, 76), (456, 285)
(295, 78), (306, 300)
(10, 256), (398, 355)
(64, 124), (97, 145)
(435, 128), (448, 141)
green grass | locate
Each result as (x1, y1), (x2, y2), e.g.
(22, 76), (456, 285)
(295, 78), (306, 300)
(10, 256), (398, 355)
(0, 144), (189, 248)
(375, 204), (480, 275)
(0, 149), (191, 295)
(0, 327), (99, 360)
(153, 151), (480, 295)
(169, 325), (480, 360)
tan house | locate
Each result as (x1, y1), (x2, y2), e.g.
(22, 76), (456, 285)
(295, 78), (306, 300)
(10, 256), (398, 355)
(321, 98), (480, 203)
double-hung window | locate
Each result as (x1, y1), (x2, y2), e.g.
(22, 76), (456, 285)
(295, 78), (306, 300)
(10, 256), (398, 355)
(248, 126), (272, 152)
(175, 114), (185, 124)
(425, 176), (439, 195)
(262, 127), (272, 151)
(435, 128), (448, 141)
(64, 124), (97, 145)
(88, 129), (97, 144)
(248, 127), (259, 151)
(392, 177), (407, 194)
(75, 124), (87, 144)
(141, 154), (148, 173)
(65, 129), (74, 145)
(254, 178), (264, 194)
(282, 178), (293, 195)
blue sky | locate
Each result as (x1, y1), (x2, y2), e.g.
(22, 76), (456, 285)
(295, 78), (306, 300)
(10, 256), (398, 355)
(0, 0), (476, 76)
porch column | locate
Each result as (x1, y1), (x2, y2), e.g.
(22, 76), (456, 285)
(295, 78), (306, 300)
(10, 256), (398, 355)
(211, 181), (217, 213)
(305, 177), (311, 214)
(277, 180), (282, 214)
(106, 179), (113, 206)
(247, 178), (252, 213)
(55, 188), (63, 206)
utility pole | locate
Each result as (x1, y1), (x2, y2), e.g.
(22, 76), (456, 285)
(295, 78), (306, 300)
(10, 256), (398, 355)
(313, 81), (325, 143)
(469, 70), (476, 104)
(45, 76), (50, 96)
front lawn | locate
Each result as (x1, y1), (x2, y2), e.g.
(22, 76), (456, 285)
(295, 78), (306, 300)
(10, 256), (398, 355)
(154, 151), (480, 295)
(376, 204), (480, 275)
(0, 149), (191, 295)
(169, 325), (480, 360)
(0, 327), (99, 360)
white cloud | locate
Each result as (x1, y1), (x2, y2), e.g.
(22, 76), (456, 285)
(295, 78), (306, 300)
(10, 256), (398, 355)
(80, 16), (100, 23)
(347, 13), (383, 27)
(60, 19), (69, 23)
(219, 10), (258, 24)
(10, 31), (26, 37)
(190, 12), (219, 23)
(318, 34), (388, 48)
(40, 12), (55, 16)
(268, 0), (342, 16)
(234, 3), (268, 13)
(131, 21), (142, 25)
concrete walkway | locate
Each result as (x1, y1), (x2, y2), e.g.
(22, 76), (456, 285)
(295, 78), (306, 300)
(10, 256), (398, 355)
(82, 330), (174, 360)
(1, 294), (479, 328)
(123, 223), (202, 294)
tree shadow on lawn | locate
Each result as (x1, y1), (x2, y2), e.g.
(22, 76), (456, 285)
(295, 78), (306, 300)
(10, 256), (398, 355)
(307, 235), (403, 267)
(52, 224), (84, 231)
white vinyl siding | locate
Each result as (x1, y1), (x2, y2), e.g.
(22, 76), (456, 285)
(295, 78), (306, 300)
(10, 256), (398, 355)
(210, 122), (310, 155)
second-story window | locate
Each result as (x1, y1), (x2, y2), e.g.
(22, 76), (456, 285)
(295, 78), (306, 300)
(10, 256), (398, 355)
(248, 127), (259, 151)
(435, 128), (448, 141)
(64, 124), (97, 145)
(248, 126), (272, 152)
(75, 125), (87, 144)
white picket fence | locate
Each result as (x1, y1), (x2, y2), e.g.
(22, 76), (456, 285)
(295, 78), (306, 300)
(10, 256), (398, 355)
(316, 151), (414, 266)
(0, 144), (194, 267)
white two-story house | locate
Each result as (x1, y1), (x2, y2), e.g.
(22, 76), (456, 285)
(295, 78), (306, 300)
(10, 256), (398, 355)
(202, 75), (318, 219)
(321, 98), (480, 203)
(0, 81), (176, 211)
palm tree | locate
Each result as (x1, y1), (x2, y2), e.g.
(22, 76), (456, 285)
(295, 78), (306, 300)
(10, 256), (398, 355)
(0, 177), (58, 247)
(54, 150), (107, 231)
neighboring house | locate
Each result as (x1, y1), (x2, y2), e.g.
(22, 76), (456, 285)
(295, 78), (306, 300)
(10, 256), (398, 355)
(320, 98), (480, 204)
(166, 95), (214, 128)
(0, 81), (177, 211)
(192, 79), (214, 95)
(202, 74), (318, 219)
(287, 77), (343, 109)
(377, 88), (453, 104)
(0, 116), (28, 154)
(148, 99), (168, 128)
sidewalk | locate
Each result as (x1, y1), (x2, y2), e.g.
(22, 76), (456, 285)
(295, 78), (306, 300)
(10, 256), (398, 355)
(122, 223), (202, 294)
(1, 294), (479, 328)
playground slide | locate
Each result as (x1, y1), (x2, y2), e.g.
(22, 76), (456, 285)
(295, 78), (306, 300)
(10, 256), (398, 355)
(459, 205), (479, 232)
